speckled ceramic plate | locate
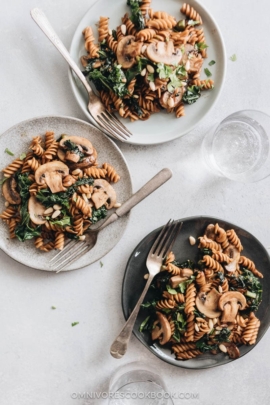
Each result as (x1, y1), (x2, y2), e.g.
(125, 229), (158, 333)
(69, 0), (226, 145)
(0, 116), (132, 271)
(122, 216), (270, 369)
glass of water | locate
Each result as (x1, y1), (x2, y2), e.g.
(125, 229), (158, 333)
(201, 110), (270, 182)
(108, 362), (174, 405)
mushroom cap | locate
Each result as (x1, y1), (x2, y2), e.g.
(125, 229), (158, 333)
(93, 179), (116, 209)
(181, 44), (195, 65)
(116, 35), (142, 69)
(60, 135), (93, 156)
(147, 41), (182, 65)
(224, 245), (240, 272)
(151, 311), (171, 345)
(170, 275), (188, 289)
(159, 87), (185, 109)
(219, 291), (246, 323)
(223, 342), (240, 359)
(219, 291), (246, 310)
(195, 288), (222, 318)
(2, 176), (21, 205)
(205, 223), (216, 240)
(28, 196), (46, 225)
(35, 161), (69, 193)
(69, 148), (98, 170)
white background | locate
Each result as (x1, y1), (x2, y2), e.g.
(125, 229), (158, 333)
(1, 0), (270, 404)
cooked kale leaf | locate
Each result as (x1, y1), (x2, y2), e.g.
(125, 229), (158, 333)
(182, 85), (201, 105)
(127, 0), (145, 30)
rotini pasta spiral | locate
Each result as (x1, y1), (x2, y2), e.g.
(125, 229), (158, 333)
(54, 232), (65, 250)
(184, 283), (196, 314)
(82, 27), (99, 58)
(102, 163), (120, 183)
(226, 229), (243, 251)
(98, 16), (109, 42)
(2, 159), (24, 177)
(84, 167), (107, 179)
(239, 256), (263, 278)
(180, 3), (203, 25)
(202, 255), (223, 272)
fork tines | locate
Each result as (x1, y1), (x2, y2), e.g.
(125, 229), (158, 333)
(151, 219), (183, 258)
(96, 111), (132, 141)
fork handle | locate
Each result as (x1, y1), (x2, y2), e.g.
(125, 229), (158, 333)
(110, 274), (154, 359)
(98, 168), (173, 231)
(30, 8), (93, 96)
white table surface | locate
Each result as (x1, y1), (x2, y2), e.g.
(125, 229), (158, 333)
(1, 0), (270, 404)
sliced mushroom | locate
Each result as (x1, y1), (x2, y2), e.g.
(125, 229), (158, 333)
(159, 87), (185, 109)
(116, 35), (142, 69)
(2, 176), (21, 205)
(69, 148), (98, 171)
(151, 312), (171, 345)
(28, 196), (46, 225)
(224, 245), (240, 272)
(92, 179), (116, 209)
(170, 275), (188, 289)
(59, 135), (93, 156)
(218, 291), (246, 323)
(181, 44), (195, 65)
(35, 161), (69, 194)
(195, 288), (222, 318)
(147, 41), (182, 65)
(205, 224), (216, 240)
(223, 342), (240, 359)
(181, 268), (194, 277)
(185, 53), (203, 74)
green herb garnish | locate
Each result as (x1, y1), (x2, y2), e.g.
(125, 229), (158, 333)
(19, 153), (26, 160)
(204, 68), (212, 77)
(127, 0), (145, 31)
(100, 261), (104, 268)
(208, 60), (216, 66)
(230, 54), (237, 61)
(139, 316), (151, 332)
(182, 85), (201, 105)
(51, 306), (56, 310)
(5, 148), (14, 156)
(71, 322), (79, 327)
(90, 205), (107, 224)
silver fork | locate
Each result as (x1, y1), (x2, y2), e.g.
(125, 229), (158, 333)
(110, 219), (183, 359)
(30, 8), (132, 142)
(50, 168), (173, 272)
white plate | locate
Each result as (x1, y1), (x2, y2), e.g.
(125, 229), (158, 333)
(0, 116), (132, 271)
(69, 0), (226, 145)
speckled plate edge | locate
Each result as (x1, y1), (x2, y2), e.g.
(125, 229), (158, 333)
(122, 215), (270, 369)
(0, 115), (133, 272)
(68, 0), (227, 146)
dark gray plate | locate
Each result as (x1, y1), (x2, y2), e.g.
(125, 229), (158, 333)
(122, 216), (270, 369)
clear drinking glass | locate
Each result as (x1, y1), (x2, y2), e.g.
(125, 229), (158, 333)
(201, 110), (270, 182)
(108, 362), (174, 405)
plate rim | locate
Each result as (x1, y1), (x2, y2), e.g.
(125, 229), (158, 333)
(68, 0), (227, 146)
(0, 114), (133, 272)
(121, 215), (270, 369)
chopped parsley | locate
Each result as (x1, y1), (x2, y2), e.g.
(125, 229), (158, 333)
(51, 306), (56, 310)
(204, 68), (212, 77)
(71, 322), (79, 327)
(208, 60), (216, 66)
(230, 54), (237, 61)
(4, 148), (14, 156)
(100, 261), (104, 268)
